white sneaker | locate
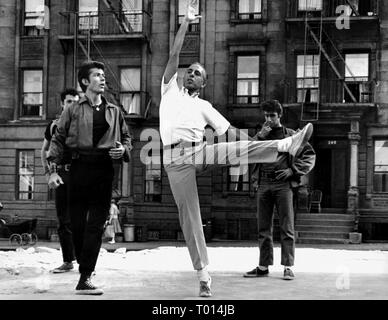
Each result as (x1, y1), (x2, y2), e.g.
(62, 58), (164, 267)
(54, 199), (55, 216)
(108, 240), (115, 244)
(287, 123), (313, 157)
(199, 276), (212, 297)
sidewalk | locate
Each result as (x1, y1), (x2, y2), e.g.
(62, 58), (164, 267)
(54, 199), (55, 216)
(1, 239), (388, 300)
(2, 238), (388, 252)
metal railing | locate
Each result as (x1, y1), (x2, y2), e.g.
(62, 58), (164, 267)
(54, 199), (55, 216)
(287, 0), (379, 18)
(58, 10), (151, 37)
(284, 77), (375, 104)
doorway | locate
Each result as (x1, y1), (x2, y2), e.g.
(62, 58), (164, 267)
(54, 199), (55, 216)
(311, 140), (349, 208)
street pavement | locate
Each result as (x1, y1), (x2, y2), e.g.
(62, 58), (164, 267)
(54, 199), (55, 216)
(1, 240), (388, 301)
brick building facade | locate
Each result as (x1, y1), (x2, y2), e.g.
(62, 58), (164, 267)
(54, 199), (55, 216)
(0, 0), (388, 242)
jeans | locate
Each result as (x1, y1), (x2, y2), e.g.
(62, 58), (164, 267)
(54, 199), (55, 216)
(55, 169), (75, 263)
(68, 157), (113, 275)
(257, 180), (295, 267)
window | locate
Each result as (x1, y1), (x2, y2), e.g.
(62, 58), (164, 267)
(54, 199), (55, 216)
(228, 165), (251, 192)
(373, 140), (388, 193)
(297, 54), (320, 103)
(22, 70), (43, 117)
(236, 55), (260, 104)
(338, 0), (375, 16)
(298, 0), (322, 11)
(120, 68), (141, 115)
(79, 0), (99, 31)
(344, 53), (370, 103)
(24, 0), (45, 36)
(238, 0), (262, 20)
(144, 151), (162, 202)
(17, 150), (35, 200)
(121, 0), (143, 32)
(177, 0), (200, 32)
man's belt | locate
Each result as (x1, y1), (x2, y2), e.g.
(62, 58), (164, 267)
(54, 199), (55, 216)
(163, 141), (202, 151)
(260, 170), (276, 179)
(72, 149), (111, 161)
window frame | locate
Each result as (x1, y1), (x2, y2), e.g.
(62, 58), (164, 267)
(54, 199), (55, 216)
(234, 54), (260, 105)
(176, 0), (201, 33)
(373, 139), (388, 194)
(78, 0), (99, 32)
(21, 69), (44, 119)
(16, 150), (35, 200)
(223, 164), (255, 197)
(23, 0), (45, 36)
(344, 52), (370, 103)
(144, 149), (162, 203)
(296, 53), (320, 104)
(119, 66), (142, 116)
(227, 42), (267, 108)
(230, 0), (267, 24)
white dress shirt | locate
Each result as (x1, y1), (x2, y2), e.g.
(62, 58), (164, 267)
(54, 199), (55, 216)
(159, 73), (230, 146)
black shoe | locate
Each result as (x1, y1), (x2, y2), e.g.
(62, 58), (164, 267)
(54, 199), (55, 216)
(243, 267), (269, 278)
(75, 276), (103, 295)
(283, 268), (295, 280)
(51, 262), (74, 273)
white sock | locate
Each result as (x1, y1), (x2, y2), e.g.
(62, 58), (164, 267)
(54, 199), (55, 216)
(258, 265), (268, 271)
(284, 266), (292, 270)
(277, 136), (292, 153)
(197, 267), (210, 282)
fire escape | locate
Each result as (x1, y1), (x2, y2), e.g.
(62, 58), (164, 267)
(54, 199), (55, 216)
(285, 0), (380, 122)
(58, 0), (152, 120)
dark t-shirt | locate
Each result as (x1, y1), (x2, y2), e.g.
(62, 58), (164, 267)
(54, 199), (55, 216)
(92, 103), (110, 147)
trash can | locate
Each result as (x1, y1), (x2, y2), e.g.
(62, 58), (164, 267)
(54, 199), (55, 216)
(123, 224), (135, 242)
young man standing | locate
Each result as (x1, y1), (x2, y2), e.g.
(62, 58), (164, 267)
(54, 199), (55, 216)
(41, 88), (79, 273)
(47, 61), (132, 295)
(160, 0), (313, 297)
(244, 100), (316, 280)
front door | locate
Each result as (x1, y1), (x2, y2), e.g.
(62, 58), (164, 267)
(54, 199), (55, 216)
(312, 139), (349, 208)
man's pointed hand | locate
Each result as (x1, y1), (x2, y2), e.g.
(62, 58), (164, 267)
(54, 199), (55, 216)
(186, 0), (201, 22)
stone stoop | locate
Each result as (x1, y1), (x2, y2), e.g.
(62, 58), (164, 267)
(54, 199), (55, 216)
(295, 213), (355, 244)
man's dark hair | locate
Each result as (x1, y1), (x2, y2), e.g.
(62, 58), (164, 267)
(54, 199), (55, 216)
(78, 61), (105, 92)
(261, 99), (283, 116)
(60, 88), (79, 102)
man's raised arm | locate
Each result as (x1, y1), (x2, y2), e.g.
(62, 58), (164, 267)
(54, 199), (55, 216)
(163, 0), (201, 84)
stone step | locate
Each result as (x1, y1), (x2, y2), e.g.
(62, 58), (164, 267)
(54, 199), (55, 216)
(296, 237), (350, 244)
(296, 219), (354, 226)
(297, 231), (349, 239)
(296, 213), (354, 220)
(296, 225), (353, 233)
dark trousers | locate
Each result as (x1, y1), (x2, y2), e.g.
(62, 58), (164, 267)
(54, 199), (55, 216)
(257, 181), (295, 267)
(68, 158), (113, 276)
(55, 169), (75, 263)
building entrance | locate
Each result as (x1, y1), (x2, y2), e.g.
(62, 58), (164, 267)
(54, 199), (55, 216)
(311, 139), (349, 209)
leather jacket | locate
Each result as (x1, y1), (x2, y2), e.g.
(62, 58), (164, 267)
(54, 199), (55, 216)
(48, 95), (132, 164)
(251, 126), (316, 189)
